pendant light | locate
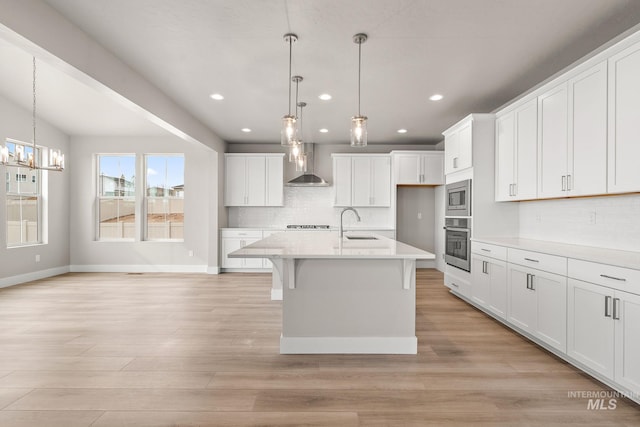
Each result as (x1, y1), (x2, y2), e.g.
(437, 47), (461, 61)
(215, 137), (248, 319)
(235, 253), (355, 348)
(281, 33), (298, 146)
(288, 76), (303, 162)
(0, 57), (65, 171)
(350, 33), (368, 147)
(295, 101), (307, 172)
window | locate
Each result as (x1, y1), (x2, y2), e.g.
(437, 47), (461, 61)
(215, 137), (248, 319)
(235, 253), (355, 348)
(145, 155), (184, 241)
(5, 141), (40, 246)
(97, 155), (136, 240)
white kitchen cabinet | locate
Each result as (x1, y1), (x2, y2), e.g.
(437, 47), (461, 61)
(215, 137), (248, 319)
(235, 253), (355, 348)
(507, 264), (567, 352)
(567, 61), (608, 197)
(392, 151), (444, 185)
(471, 254), (507, 319)
(224, 154), (284, 207)
(495, 98), (538, 201)
(537, 83), (569, 199)
(608, 40), (640, 194)
(443, 118), (473, 175)
(221, 229), (264, 269)
(332, 154), (391, 207)
(614, 290), (640, 394)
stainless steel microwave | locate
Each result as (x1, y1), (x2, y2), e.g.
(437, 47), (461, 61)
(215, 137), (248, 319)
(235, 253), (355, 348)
(445, 179), (471, 217)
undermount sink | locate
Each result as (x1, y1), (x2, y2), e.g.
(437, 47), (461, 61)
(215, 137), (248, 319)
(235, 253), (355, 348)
(345, 235), (378, 240)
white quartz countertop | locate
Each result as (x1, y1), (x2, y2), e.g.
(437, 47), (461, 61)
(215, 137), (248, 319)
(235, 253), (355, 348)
(473, 237), (640, 270)
(229, 231), (434, 260)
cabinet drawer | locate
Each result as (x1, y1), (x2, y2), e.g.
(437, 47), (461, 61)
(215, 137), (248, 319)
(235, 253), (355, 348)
(507, 248), (567, 276)
(568, 259), (640, 295)
(472, 242), (507, 261)
(220, 229), (263, 239)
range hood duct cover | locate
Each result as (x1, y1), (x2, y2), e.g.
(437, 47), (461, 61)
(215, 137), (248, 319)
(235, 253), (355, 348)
(286, 173), (329, 187)
(286, 143), (329, 187)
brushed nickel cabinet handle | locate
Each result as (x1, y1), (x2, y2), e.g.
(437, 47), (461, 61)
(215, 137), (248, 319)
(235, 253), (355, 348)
(605, 295), (612, 318)
(524, 258), (539, 263)
(600, 274), (626, 282)
(613, 298), (620, 320)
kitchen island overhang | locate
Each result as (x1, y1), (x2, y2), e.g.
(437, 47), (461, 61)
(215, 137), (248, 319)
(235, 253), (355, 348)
(229, 231), (435, 354)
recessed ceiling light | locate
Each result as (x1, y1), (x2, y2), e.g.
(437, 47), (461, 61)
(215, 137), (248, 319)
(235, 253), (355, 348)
(210, 93), (224, 100)
(319, 94), (332, 101)
(241, 128), (251, 133)
(397, 129), (408, 134)
(429, 94), (443, 101)
(319, 128), (329, 133)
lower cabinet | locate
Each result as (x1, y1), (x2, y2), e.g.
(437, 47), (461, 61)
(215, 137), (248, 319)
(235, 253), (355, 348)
(507, 264), (567, 352)
(471, 254), (507, 319)
(221, 229), (270, 270)
(568, 278), (640, 394)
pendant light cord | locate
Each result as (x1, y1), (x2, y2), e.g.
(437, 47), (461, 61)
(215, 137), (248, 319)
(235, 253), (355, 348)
(32, 56), (37, 153)
(288, 38), (292, 116)
(357, 41), (362, 116)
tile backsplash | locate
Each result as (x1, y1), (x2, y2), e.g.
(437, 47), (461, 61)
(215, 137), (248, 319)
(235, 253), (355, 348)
(519, 193), (640, 252)
(228, 186), (393, 229)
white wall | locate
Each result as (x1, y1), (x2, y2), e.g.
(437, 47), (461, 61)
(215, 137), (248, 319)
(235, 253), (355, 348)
(69, 135), (219, 272)
(0, 95), (70, 285)
(519, 194), (640, 252)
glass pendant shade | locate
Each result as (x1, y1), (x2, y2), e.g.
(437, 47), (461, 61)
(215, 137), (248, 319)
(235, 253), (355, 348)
(350, 115), (368, 147)
(281, 115), (297, 146)
(288, 142), (301, 162)
(295, 152), (307, 172)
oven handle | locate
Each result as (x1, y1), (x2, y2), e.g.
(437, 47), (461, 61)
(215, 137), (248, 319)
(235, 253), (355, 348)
(444, 227), (471, 232)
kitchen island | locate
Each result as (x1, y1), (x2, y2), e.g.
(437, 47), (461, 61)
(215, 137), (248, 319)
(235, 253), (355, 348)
(229, 231), (434, 354)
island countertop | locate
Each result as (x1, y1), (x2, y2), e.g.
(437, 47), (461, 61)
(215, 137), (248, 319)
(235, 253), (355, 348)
(229, 231), (435, 260)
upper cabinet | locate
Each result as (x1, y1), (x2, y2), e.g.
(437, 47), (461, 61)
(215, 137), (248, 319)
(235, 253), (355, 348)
(332, 154), (391, 207)
(443, 118), (473, 175)
(608, 41), (640, 194)
(391, 151), (444, 185)
(495, 29), (640, 202)
(224, 153), (285, 207)
(495, 98), (538, 201)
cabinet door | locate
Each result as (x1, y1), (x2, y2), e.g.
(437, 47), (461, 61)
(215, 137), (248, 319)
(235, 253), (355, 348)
(507, 265), (536, 333)
(371, 157), (391, 206)
(221, 238), (243, 268)
(471, 256), (491, 308)
(568, 61), (607, 197)
(567, 278), (615, 378)
(495, 112), (515, 201)
(352, 157), (372, 206)
(422, 153), (444, 185)
(444, 131), (459, 175)
(532, 270), (567, 352)
(395, 154), (420, 185)
(514, 99), (538, 200)
(608, 41), (640, 194)
(333, 156), (352, 206)
(614, 290), (640, 395)
(538, 83), (568, 199)
(245, 156), (266, 206)
(224, 156), (247, 206)
(241, 238), (263, 268)
(487, 259), (507, 319)
(456, 123), (473, 171)
(265, 156), (284, 206)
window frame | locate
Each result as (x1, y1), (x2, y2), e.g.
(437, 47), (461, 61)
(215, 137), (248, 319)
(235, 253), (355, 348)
(5, 139), (42, 248)
(96, 154), (137, 242)
(143, 154), (184, 242)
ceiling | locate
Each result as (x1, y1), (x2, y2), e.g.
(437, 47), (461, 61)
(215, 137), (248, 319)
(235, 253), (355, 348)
(3, 0), (640, 145)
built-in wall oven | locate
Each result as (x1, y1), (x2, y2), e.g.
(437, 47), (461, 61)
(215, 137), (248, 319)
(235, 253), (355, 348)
(444, 217), (471, 272)
(445, 179), (471, 217)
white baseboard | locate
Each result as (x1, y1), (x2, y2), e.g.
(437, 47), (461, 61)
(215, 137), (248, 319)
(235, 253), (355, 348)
(207, 266), (220, 274)
(271, 288), (283, 301)
(280, 335), (417, 354)
(0, 266), (70, 289)
(69, 264), (208, 273)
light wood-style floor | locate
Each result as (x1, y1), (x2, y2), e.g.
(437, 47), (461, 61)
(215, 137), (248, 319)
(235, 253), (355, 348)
(0, 269), (638, 426)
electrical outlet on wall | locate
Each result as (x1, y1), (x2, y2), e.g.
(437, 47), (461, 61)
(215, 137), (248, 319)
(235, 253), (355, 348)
(589, 211), (597, 224)
(417, 212), (422, 220)
(35, 254), (40, 263)
(188, 250), (194, 257)
(535, 214), (541, 222)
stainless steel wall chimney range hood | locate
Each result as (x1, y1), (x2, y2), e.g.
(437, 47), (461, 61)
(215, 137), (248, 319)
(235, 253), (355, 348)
(286, 144), (329, 187)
